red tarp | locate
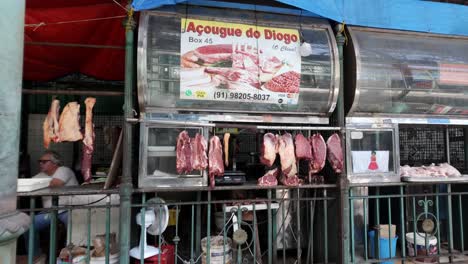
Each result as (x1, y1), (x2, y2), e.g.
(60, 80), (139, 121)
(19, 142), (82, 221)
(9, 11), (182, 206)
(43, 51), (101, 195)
(24, 0), (128, 81)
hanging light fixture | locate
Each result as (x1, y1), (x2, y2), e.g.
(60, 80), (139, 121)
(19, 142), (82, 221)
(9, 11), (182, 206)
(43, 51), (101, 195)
(298, 10), (312, 57)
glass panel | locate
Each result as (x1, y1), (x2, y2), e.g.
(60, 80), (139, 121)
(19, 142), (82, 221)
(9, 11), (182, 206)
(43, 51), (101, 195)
(351, 29), (468, 116)
(147, 127), (201, 146)
(142, 11), (336, 114)
(349, 130), (395, 174)
(147, 127), (203, 177)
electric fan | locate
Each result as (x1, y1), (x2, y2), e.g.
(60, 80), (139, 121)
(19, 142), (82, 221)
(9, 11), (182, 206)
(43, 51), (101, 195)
(129, 197), (169, 259)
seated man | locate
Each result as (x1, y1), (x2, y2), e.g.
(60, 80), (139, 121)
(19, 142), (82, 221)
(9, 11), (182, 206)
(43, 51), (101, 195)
(25, 150), (79, 256)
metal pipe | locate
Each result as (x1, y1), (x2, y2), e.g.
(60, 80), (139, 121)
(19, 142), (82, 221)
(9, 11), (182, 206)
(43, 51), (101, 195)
(119, 5), (135, 264)
(335, 24), (346, 127)
(363, 198), (368, 261)
(106, 195), (111, 264)
(190, 204), (195, 263)
(223, 204), (227, 264)
(206, 191), (211, 264)
(87, 208), (91, 264)
(126, 118), (341, 131)
(25, 41), (125, 49)
(195, 192), (202, 257)
(126, 118), (215, 127)
(28, 197), (36, 264)
(445, 126), (451, 164)
(323, 189), (329, 263)
(256, 125), (341, 131)
(436, 186), (441, 255)
(49, 196), (58, 264)
(399, 186), (406, 260)
(267, 189), (272, 264)
(174, 205), (180, 264)
(464, 128), (468, 172)
(236, 204), (242, 264)
(22, 89), (124, 96)
(349, 189), (355, 262)
(447, 184), (454, 262)
(296, 189), (301, 264)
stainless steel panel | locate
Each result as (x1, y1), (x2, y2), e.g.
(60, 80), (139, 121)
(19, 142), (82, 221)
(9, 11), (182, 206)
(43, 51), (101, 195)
(347, 26), (468, 119)
(345, 125), (400, 183)
(137, 8), (339, 116)
(138, 124), (208, 187)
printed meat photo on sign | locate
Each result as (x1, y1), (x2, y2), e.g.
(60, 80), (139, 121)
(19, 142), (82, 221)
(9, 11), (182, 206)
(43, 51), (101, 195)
(180, 18), (302, 105)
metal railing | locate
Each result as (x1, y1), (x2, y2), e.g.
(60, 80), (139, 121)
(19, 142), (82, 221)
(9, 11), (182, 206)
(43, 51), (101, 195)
(17, 185), (338, 264)
(133, 185), (338, 264)
(18, 190), (119, 264)
(348, 182), (468, 263)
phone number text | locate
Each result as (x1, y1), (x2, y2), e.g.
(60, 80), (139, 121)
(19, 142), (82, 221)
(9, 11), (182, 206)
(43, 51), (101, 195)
(213, 91), (270, 101)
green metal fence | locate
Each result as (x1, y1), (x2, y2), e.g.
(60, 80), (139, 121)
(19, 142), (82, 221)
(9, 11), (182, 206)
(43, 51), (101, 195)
(18, 185), (338, 264)
(348, 182), (468, 263)
(132, 185), (338, 264)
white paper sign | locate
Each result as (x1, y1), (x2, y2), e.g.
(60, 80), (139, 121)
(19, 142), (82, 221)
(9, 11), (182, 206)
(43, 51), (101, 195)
(352, 151), (389, 173)
(180, 18), (302, 105)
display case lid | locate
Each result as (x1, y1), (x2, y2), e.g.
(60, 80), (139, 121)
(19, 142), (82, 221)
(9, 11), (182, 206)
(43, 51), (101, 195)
(345, 26), (468, 122)
(137, 6), (339, 118)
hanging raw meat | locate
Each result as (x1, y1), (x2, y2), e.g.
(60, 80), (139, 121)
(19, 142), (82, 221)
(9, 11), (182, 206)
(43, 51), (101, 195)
(42, 99), (60, 149)
(191, 133), (208, 171)
(279, 174), (303, 186)
(295, 133), (312, 160)
(224, 133), (230, 167)
(309, 133), (327, 175)
(257, 168), (279, 186)
(278, 133), (297, 177)
(208, 136), (224, 188)
(260, 133), (278, 167)
(327, 133), (344, 173)
(81, 97), (96, 182)
(58, 102), (83, 142)
(176, 130), (192, 174)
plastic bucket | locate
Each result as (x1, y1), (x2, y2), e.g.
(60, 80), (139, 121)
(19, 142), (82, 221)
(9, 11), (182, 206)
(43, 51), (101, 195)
(405, 232), (438, 263)
(368, 230), (398, 264)
(201, 236), (232, 264)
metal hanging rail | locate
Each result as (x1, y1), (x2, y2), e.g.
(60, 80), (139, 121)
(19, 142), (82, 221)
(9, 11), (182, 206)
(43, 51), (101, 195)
(22, 89), (124, 96)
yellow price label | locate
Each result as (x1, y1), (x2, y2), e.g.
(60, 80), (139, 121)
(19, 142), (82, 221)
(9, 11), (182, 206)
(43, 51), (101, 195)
(195, 91), (206, 98)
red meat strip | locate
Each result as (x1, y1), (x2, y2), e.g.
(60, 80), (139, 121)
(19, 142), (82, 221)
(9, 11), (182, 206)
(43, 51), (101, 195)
(260, 133), (278, 167)
(208, 136), (224, 188)
(42, 99), (60, 149)
(309, 133), (327, 175)
(327, 133), (344, 173)
(278, 133), (297, 177)
(295, 133), (312, 160)
(279, 174), (303, 186)
(81, 97), (96, 182)
(176, 131), (192, 174)
(191, 133), (208, 171)
(257, 168), (279, 186)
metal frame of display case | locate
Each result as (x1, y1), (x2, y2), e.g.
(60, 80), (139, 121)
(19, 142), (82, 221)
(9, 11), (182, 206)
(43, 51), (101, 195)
(136, 7), (340, 118)
(345, 123), (400, 184)
(345, 26), (468, 123)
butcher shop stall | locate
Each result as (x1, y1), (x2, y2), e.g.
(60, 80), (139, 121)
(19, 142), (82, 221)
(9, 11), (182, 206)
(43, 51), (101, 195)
(131, 5), (345, 264)
(343, 26), (468, 263)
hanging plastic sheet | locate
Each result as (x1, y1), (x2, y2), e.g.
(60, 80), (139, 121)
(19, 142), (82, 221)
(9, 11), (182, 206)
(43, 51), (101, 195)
(132, 0), (468, 37)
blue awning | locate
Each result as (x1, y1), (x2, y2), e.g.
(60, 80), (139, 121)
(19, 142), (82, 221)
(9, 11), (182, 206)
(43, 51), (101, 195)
(132, 0), (468, 37)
